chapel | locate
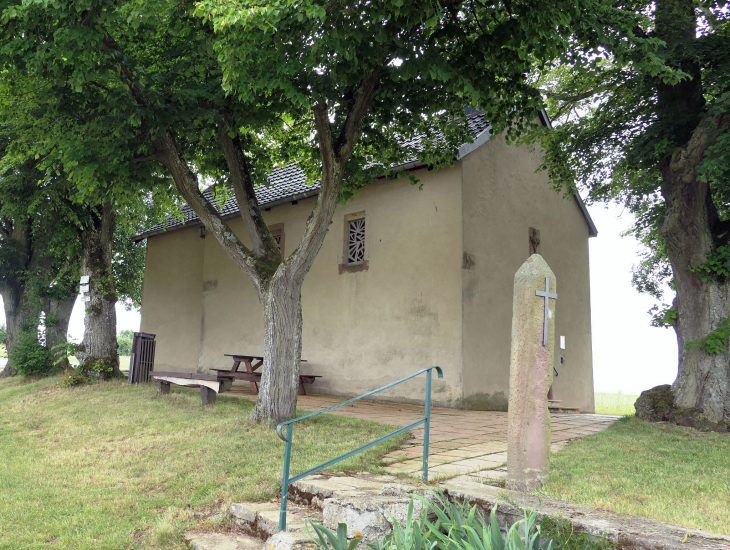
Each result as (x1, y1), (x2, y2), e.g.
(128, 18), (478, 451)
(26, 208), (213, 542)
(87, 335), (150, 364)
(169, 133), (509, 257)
(134, 112), (597, 412)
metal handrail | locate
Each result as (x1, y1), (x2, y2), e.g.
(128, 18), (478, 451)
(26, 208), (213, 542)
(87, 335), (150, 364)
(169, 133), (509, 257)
(275, 366), (443, 532)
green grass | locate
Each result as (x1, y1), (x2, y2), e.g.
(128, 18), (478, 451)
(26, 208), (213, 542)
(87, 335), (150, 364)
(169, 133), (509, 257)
(594, 392), (639, 415)
(541, 416), (730, 535)
(0, 375), (404, 549)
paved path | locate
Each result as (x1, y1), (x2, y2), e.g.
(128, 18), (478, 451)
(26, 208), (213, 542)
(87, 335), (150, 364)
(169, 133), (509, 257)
(226, 387), (619, 482)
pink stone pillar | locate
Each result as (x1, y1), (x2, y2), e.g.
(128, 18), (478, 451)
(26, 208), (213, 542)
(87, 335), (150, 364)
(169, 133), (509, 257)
(506, 254), (556, 491)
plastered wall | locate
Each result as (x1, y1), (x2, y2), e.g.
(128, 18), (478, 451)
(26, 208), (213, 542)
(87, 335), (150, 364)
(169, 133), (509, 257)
(460, 134), (595, 412)
(141, 166), (465, 407)
(140, 227), (204, 372)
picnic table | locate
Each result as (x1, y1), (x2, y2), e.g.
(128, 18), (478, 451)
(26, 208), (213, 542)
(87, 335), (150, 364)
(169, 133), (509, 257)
(212, 354), (320, 396)
(150, 354), (320, 405)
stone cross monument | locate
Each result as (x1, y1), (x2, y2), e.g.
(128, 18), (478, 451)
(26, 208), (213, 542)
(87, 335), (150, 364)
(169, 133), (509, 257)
(506, 254), (556, 491)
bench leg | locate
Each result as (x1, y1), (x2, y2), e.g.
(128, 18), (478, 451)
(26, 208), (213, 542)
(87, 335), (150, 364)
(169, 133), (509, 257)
(157, 381), (171, 395)
(298, 378), (306, 396)
(200, 386), (217, 405)
(220, 379), (233, 393)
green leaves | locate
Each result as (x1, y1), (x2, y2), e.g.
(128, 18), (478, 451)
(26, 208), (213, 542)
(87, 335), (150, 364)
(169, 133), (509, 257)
(685, 319), (730, 355)
(689, 246), (730, 282)
(306, 521), (363, 550)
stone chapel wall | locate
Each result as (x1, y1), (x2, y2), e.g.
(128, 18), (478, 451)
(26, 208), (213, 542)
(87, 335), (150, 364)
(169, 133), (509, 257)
(460, 132), (595, 413)
(139, 226), (205, 373)
(141, 165), (466, 407)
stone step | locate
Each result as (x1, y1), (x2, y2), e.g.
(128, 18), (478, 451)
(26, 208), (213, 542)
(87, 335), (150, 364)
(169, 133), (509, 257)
(185, 532), (265, 550)
(292, 474), (437, 545)
(548, 406), (581, 414)
(289, 474), (401, 508)
(228, 501), (319, 550)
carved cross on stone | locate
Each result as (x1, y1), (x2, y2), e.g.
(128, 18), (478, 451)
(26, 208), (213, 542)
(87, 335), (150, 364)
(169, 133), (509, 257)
(535, 277), (557, 346)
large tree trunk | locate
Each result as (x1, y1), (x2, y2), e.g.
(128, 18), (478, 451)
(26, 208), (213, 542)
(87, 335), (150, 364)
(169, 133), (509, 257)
(0, 283), (39, 378)
(43, 295), (76, 371)
(250, 275), (304, 423)
(655, 0), (730, 426)
(661, 126), (730, 425)
(75, 203), (120, 379)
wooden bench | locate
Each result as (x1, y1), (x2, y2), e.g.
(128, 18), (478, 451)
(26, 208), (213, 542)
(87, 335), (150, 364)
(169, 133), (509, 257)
(150, 371), (221, 405)
(150, 354), (321, 405)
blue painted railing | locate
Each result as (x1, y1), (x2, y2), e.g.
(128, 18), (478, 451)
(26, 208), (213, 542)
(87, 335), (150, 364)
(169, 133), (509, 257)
(275, 366), (443, 532)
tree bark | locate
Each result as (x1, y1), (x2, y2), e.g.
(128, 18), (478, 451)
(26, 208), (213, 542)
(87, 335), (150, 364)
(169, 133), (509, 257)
(661, 123), (730, 425)
(43, 295), (76, 371)
(0, 221), (37, 378)
(654, 0), (730, 425)
(0, 283), (39, 377)
(75, 203), (120, 379)
(250, 276), (304, 423)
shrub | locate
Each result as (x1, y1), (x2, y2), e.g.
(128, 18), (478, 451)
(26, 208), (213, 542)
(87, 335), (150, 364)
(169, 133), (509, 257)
(117, 329), (134, 356)
(0, 324), (6, 346)
(61, 369), (92, 388)
(13, 329), (54, 377)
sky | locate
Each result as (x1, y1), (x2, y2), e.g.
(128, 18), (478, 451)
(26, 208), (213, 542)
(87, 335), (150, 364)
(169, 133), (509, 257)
(0, 201), (679, 395)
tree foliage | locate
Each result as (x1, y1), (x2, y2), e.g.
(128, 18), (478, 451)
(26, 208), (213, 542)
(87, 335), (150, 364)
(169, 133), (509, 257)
(533, 0), (730, 301)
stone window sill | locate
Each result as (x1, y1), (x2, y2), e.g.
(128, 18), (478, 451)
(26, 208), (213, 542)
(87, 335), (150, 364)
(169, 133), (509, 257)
(339, 260), (369, 274)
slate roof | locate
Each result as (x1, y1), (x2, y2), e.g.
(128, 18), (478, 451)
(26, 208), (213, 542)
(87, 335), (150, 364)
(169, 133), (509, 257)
(134, 113), (491, 241)
(134, 112), (597, 240)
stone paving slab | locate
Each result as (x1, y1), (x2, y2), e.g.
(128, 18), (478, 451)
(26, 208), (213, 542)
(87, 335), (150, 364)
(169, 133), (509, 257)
(226, 387), (620, 481)
(185, 532), (264, 550)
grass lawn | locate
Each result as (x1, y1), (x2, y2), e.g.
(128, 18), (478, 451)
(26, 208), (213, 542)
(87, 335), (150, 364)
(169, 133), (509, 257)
(594, 392), (639, 415)
(0, 375), (404, 549)
(541, 416), (730, 535)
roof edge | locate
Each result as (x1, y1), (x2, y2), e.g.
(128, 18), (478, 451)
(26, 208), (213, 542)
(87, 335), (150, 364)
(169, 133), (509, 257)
(574, 193), (598, 237)
(539, 108), (597, 238)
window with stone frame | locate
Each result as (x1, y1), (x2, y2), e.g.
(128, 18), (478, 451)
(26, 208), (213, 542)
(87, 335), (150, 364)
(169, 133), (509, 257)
(345, 214), (366, 265)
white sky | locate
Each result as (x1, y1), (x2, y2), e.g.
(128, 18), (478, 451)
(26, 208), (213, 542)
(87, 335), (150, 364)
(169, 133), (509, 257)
(0, 201), (678, 395)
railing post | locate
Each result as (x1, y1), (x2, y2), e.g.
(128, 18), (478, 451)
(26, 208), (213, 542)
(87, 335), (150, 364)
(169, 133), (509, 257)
(423, 368), (433, 483)
(279, 423), (293, 532)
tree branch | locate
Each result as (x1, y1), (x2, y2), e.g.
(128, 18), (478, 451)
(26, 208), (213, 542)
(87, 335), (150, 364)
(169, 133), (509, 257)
(216, 121), (281, 261)
(152, 131), (263, 290)
(287, 66), (383, 280)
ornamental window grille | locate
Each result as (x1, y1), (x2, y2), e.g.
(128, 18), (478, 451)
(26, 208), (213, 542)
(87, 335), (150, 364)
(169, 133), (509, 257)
(347, 218), (366, 264)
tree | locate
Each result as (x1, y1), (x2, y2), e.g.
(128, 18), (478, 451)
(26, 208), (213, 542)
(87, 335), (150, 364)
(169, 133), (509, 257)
(0, 0), (639, 423)
(117, 329), (134, 356)
(0, 153), (81, 376)
(0, 36), (179, 379)
(534, 0), (730, 425)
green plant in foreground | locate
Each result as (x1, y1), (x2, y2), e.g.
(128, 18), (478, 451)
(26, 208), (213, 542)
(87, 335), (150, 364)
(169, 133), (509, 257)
(13, 329), (54, 377)
(307, 521), (363, 550)
(309, 491), (556, 550)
